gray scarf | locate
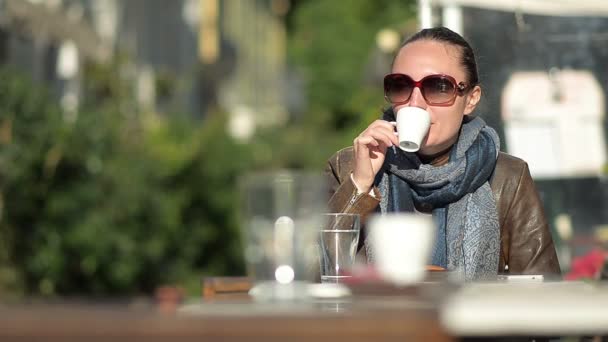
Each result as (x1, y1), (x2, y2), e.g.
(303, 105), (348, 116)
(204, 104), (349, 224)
(368, 115), (501, 281)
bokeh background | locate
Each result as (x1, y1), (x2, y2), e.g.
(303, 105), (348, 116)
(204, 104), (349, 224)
(0, 0), (606, 298)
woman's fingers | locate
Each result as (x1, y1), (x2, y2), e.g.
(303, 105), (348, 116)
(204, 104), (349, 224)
(357, 130), (396, 148)
(367, 120), (399, 146)
(355, 135), (378, 148)
(352, 121), (397, 191)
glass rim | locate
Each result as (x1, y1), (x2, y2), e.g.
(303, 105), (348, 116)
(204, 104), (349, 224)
(321, 213), (361, 231)
(322, 213), (360, 218)
(239, 169), (326, 186)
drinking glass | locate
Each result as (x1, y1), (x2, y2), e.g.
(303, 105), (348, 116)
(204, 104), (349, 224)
(240, 170), (327, 300)
(318, 213), (360, 284)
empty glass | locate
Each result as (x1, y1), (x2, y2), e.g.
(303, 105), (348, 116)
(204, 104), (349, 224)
(318, 213), (360, 284)
(240, 170), (327, 300)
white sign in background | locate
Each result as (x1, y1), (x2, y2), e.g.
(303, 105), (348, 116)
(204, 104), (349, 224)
(502, 70), (606, 179)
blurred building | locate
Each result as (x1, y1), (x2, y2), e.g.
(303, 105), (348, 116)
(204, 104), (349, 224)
(420, 0), (608, 266)
(0, 0), (290, 138)
(0, 0), (110, 119)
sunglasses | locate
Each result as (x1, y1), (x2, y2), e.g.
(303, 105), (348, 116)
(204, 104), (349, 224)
(384, 73), (469, 106)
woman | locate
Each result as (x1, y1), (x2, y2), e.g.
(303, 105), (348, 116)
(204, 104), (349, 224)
(325, 27), (560, 280)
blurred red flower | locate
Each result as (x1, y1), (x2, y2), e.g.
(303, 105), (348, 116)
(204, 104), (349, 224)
(565, 249), (608, 281)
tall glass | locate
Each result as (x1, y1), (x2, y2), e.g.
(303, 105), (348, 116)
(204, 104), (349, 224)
(240, 170), (326, 300)
(319, 213), (360, 283)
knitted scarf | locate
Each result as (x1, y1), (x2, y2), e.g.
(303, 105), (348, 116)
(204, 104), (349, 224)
(368, 114), (501, 281)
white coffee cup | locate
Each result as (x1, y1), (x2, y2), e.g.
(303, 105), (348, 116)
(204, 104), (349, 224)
(395, 107), (431, 152)
(368, 213), (436, 285)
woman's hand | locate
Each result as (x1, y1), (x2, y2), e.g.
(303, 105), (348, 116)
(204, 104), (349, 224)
(352, 120), (399, 193)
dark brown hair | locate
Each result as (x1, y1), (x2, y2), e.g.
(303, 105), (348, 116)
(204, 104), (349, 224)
(399, 27), (479, 87)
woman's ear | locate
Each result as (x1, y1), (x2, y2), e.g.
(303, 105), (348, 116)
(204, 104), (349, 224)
(463, 85), (481, 115)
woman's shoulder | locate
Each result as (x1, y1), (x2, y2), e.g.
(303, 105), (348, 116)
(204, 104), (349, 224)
(492, 151), (531, 190)
(496, 151), (529, 174)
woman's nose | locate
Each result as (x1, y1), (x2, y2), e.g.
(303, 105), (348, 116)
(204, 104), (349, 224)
(408, 87), (427, 110)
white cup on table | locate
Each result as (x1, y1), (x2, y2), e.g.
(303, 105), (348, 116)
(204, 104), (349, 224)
(368, 213), (436, 285)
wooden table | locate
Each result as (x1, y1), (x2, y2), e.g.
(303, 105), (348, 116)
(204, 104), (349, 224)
(0, 294), (452, 341)
(4, 281), (606, 341)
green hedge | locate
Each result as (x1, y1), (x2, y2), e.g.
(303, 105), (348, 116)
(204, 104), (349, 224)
(0, 68), (247, 297)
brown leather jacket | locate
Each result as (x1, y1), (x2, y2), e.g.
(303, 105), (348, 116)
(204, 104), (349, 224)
(325, 147), (561, 277)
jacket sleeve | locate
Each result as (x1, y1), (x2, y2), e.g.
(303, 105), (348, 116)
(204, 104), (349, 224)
(503, 162), (561, 278)
(325, 149), (380, 225)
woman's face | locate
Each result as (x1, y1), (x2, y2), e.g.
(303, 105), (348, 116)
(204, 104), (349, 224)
(391, 40), (481, 156)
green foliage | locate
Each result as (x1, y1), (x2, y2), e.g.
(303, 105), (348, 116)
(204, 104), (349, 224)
(0, 68), (67, 296)
(0, 67), (247, 296)
(282, 0), (417, 165)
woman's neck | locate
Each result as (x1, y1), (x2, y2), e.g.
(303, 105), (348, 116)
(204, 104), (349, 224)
(418, 145), (452, 166)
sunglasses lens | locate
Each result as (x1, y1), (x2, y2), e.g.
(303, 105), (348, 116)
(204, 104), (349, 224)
(384, 74), (414, 104)
(421, 76), (456, 104)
